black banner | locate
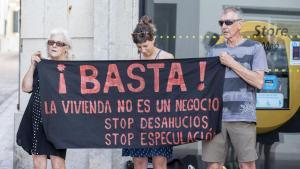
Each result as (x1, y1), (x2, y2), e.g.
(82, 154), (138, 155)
(37, 57), (225, 148)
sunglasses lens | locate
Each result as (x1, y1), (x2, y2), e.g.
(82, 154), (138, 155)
(219, 20), (238, 26)
(47, 40), (55, 46)
(218, 21), (224, 26)
(47, 40), (66, 47)
(56, 42), (65, 47)
(225, 20), (234, 25)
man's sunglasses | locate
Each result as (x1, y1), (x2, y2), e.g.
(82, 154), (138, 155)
(47, 40), (67, 47)
(218, 19), (242, 26)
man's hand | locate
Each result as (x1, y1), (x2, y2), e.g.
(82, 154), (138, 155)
(219, 52), (235, 68)
(219, 52), (264, 89)
(31, 51), (42, 67)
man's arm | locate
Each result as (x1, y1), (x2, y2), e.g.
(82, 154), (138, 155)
(219, 52), (264, 89)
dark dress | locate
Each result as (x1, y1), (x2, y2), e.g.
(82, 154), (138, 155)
(122, 50), (173, 159)
(16, 70), (66, 159)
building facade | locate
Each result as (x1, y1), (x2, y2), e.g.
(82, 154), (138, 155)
(0, 0), (19, 52)
(15, 0), (300, 169)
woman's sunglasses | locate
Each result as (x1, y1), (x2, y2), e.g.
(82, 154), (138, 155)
(47, 40), (67, 47)
(218, 19), (242, 26)
(132, 31), (150, 38)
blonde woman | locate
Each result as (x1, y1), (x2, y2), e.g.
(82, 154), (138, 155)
(17, 28), (71, 169)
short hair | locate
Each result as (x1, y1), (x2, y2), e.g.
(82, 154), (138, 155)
(222, 7), (243, 19)
(48, 28), (72, 49)
(132, 15), (157, 44)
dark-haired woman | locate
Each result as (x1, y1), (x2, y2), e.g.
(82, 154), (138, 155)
(122, 16), (173, 169)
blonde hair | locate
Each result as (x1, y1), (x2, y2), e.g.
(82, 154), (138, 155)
(47, 28), (72, 59)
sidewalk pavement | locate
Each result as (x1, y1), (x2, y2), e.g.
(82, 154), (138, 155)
(0, 51), (18, 169)
(0, 90), (18, 169)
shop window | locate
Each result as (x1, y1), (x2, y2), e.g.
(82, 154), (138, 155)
(241, 9), (300, 109)
(153, 3), (176, 55)
(13, 11), (19, 33)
